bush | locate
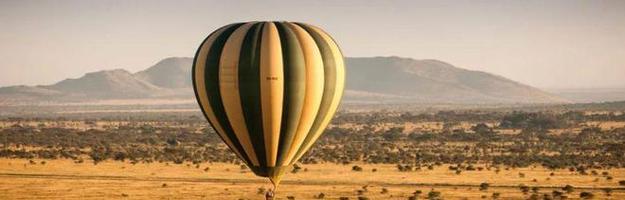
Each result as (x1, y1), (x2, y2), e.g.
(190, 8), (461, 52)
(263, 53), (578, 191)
(257, 187), (265, 194)
(552, 190), (563, 197)
(381, 188), (388, 194)
(292, 164), (302, 174)
(519, 185), (530, 194)
(579, 191), (593, 199)
(352, 165), (363, 172)
(528, 194), (539, 200)
(563, 185), (574, 193)
(427, 190), (441, 200)
(602, 188), (612, 196)
(479, 182), (489, 191)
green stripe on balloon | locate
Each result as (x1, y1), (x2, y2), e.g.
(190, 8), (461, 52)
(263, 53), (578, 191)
(238, 22), (267, 167)
(274, 22), (307, 166)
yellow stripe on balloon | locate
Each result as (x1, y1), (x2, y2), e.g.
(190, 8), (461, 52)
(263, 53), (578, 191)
(290, 24), (345, 164)
(281, 22), (325, 165)
(259, 22), (284, 167)
(218, 22), (260, 166)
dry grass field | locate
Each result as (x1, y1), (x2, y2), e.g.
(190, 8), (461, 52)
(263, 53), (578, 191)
(0, 158), (623, 199)
(2, 106), (625, 199)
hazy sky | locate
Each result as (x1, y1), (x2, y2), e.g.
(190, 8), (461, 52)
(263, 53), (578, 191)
(1, 0), (624, 89)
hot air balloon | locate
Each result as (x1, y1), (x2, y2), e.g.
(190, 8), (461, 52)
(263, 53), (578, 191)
(191, 21), (344, 189)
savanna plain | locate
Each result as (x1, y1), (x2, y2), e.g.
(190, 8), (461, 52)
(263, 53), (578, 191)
(1, 102), (625, 200)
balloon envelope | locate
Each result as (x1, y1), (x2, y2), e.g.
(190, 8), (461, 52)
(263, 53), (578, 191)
(192, 21), (344, 186)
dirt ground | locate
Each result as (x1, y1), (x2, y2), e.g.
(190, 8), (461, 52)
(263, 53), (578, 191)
(0, 159), (623, 199)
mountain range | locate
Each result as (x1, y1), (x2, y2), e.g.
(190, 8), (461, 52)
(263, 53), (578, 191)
(0, 56), (570, 104)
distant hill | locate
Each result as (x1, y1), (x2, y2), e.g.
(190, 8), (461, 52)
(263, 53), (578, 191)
(344, 57), (568, 104)
(45, 69), (167, 99)
(0, 56), (569, 104)
(134, 57), (193, 89)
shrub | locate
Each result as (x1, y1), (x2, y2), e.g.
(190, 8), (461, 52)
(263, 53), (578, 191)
(257, 187), (265, 194)
(563, 185), (574, 193)
(479, 182), (489, 191)
(381, 188), (388, 194)
(552, 190), (563, 197)
(427, 190), (441, 200)
(292, 164), (302, 174)
(579, 191), (593, 199)
(602, 188), (612, 196)
(528, 194), (539, 200)
(519, 185), (530, 194)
